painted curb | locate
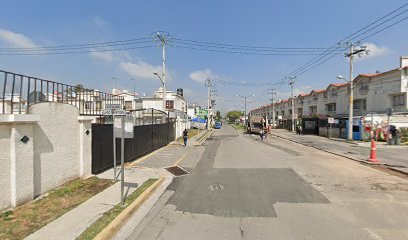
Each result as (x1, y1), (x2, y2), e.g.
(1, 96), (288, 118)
(196, 129), (214, 145)
(94, 177), (165, 240)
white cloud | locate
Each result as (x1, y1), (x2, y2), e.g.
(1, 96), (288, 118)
(119, 60), (162, 80)
(0, 28), (38, 48)
(361, 43), (389, 59)
(189, 69), (216, 83)
(88, 48), (166, 81)
(89, 51), (116, 62)
(92, 16), (109, 28)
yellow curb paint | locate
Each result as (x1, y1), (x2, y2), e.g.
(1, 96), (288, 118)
(173, 151), (191, 166)
(94, 177), (165, 240)
(198, 129), (214, 144)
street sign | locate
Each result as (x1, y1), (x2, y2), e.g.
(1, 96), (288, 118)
(278, 115), (283, 120)
(113, 110), (126, 116)
(328, 117), (335, 124)
(124, 116), (134, 138)
(102, 110), (112, 115)
(105, 104), (121, 110)
(114, 116), (123, 137)
(386, 108), (393, 116)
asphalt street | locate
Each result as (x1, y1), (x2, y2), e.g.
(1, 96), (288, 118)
(122, 125), (408, 240)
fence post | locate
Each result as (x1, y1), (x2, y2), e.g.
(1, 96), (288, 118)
(167, 112), (170, 143)
(151, 108), (154, 150)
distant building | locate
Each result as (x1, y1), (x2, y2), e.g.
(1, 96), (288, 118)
(251, 56), (408, 133)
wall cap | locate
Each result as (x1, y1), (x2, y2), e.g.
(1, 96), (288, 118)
(78, 116), (95, 122)
(0, 114), (39, 123)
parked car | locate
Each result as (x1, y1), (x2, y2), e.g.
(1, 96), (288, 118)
(214, 122), (222, 129)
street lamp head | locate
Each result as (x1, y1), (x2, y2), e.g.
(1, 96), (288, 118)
(153, 72), (159, 76)
(337, 75), (345, 80)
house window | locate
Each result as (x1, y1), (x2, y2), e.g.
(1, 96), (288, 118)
(330, 89), (337, 97)
(359, 82), (369, 91)
(125, 101), (132, 110)
(313, 94), (318, 100)
(324, 92), (328, 98)
(166, 100), (174, 109)
(393, 94), (406, 106)
(298, 108), (303, 115)
(362, 99), (367, 110)
(85, 101), (92, 110)
(326, 103), (336, 112)
(96, 101), (102, 110)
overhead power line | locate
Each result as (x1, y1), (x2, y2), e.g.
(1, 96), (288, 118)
(276, 2), (408, 85)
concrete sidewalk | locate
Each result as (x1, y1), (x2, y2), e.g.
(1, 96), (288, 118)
(26, 130), (212, 240)
(269, 129), (408, 168)
(26, 167), (167, 240)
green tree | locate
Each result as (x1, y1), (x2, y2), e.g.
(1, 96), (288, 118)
(215, 110), (222, 121)
(226, 110), (243, 123)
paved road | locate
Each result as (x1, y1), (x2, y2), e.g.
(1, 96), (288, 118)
(122, 125), (408, 240)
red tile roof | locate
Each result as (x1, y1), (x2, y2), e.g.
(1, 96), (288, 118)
(328, 83), (348, 88)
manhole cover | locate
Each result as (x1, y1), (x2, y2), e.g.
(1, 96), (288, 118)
(208, 183), (224, 192)
(165, 165), (189, 177)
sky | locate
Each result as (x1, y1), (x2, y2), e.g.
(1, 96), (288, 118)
(0, 0), (407, 114)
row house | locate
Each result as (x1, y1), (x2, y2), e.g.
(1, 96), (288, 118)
(251, 56), (408, 125)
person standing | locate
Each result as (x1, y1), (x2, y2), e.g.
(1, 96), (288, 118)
(183, 129), (188, 147)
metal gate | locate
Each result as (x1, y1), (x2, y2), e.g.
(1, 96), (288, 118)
(91, 114), (177, 174)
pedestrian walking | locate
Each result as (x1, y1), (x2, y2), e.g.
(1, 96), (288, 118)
(259, 129), (264, 141)
(183, 129), (188, 147)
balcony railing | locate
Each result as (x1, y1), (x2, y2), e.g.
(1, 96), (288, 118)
(0, 70), (124, 115)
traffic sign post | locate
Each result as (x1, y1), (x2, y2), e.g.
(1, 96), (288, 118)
(120, 115), (125, 205)
(328, 118), (335, 139)
(111, 114), (135, 206)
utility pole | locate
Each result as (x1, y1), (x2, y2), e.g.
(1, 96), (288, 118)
(112, 77), (117, 93)
(131, 78), (136, 98)
(343, 42), (368, 141)
(205, 78), (212, 129)
(237, 94), (255, 127)
(287, 77), (296, 132)
(268, 89), (276, 128)
(156, 32), (168, 112)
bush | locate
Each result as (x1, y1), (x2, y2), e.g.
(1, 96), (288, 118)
(400, 127), (408, 143)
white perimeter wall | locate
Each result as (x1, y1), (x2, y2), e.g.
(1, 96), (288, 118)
(0, 102), (93, 210)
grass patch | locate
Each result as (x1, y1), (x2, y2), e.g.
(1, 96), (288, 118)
(0, 177), (114, 240)
(230, 124), (247, 131)
(76, 178), (157, 240)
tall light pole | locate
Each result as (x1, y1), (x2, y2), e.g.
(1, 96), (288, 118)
(112, 77), (117, 93)
(237, 94), (255, 126)
(153, 72), (165, 110)
(131, 78), (136, 99)
(287, 76), (296, 132)
(268, 89), (276, 128)
(339, 42), (368, 141)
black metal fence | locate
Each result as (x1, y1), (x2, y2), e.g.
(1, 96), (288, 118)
(0, 70), (124, 115)
(91, 110), (176, 174)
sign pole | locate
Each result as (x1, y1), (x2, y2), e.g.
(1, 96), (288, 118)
(112, 112), (117, 181)
(329, 123), (332, 139)
(120, 115), (125, 205)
